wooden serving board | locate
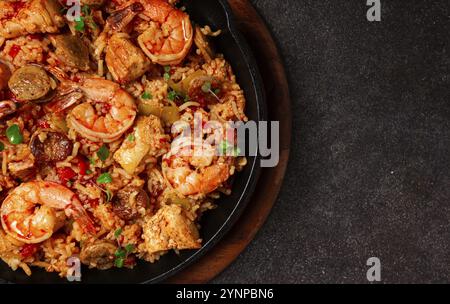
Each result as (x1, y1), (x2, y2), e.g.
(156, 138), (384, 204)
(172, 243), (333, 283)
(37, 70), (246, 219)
(167, 0), (292, 283)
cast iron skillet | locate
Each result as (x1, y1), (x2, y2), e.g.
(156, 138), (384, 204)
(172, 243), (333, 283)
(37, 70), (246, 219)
(0, 0), (266, 283)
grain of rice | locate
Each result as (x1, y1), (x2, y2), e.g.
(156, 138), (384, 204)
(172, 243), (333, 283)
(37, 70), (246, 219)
(178, 101), (201, 112)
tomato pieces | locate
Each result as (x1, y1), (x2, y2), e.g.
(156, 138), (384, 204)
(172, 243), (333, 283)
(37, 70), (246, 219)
(8, 45), (21, 59)
(76, 156), (89, 175)
(57, 167), (77, 182)
(20, 244), (39, 259)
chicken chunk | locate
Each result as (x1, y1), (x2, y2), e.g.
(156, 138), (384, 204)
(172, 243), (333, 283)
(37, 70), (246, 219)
(105, 34), (150, 84)
(50, 34), (90, 71)
(142, 205), (201, 254)
(7, 144), (35, 180)
(114, 115), (168, 174)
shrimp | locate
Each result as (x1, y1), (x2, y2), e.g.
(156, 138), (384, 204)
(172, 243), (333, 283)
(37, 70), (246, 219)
(162, 143), (232, 197)
(0, 181), (96, 244)
(67, 78), (137, 143)
(0, 0), (65, 39)
(137, 0), (193, 65)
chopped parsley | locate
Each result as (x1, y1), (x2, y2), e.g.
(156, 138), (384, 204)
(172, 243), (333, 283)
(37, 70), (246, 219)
(201, 81), (212, 93)
(74, 5), (97, 33)
(115, 248), (126, 258)
(114, 257), (124, 268)
(114, 228), (122, 238)
(74, 18), (85, 32)
(97, 172), (112, 184)
(219, 140), (241, 156)
(114, 243), (135, 268)
(96, 145), (110, 162)
(125, 244), (135, 253)
(141, 91), (152, 100)
(167, 90), (178, 101)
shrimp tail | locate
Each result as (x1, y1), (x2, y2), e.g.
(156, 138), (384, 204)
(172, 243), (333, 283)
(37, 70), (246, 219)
(66, 203), (97, 235)
(75, 215), (97, 235)
(107, 2), (143, 31)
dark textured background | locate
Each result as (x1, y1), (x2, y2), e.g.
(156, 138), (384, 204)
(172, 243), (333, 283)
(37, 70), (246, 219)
(213, 0), (449, 283)
(1, 0), (448, 284)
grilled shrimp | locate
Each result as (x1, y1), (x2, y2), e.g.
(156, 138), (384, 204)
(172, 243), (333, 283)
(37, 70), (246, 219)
(137, 0), (193, 65)
(162, 143), (231, 197)
(67, 78), (137, 143)
(0, 0), (65, 39)
(0, 181), (96, 244)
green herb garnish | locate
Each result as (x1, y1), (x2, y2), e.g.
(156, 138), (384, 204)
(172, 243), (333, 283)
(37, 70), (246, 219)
(114, 228), (122, 238)
(96, 145), (109, 162)
(74, 5), (97, 32)
(164, 73), (170, 81)
(167, 90), (177, 101)
(164, 66), (171, 73)
(124, 244), (135, 253)
(114, 244), (134, 268)
(201, 81), (212, 93)
(6, 124), (23, 145)
(218, 140), (240, 156)
(115, 248), (126, 258)
(114, 257), (124, 268)
(141, 92), (152, 100)
(127, 134), (135, 142)
(97, 172), (112, 184)
(74, 18), (85, 32)
(0, 142), (4, 152)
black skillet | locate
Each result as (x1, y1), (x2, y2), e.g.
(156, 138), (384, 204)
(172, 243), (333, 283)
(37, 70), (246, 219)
(0, 0), (266, 283)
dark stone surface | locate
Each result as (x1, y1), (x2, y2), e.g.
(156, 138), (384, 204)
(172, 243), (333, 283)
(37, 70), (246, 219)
(213, 0), (449, 283)
(1, 0), (448, 284)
